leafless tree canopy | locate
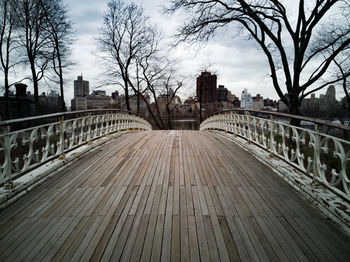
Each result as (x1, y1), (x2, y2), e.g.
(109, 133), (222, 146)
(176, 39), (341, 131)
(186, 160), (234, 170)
(0, 0), (19, 100)
(99, 0), (186, 129)
(0, 0), (74, 111)
(41, 0), (75, 111)
(167, 0), (350, 118)
(98, 0), (155, 111)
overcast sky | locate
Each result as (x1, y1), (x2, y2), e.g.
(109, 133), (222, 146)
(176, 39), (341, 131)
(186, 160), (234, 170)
(60, 0), (278, 105)
(59, 0), (345, 105)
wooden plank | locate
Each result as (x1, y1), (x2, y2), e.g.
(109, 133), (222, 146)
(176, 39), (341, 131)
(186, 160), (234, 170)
(33, 216), (78, 261)
(218, 216), (241, 262)
(202, 215), (220, 261)
(160, 186), (173, 262)
(277, 216), (319, 262)
(71, 215), (104, 261)
(171, 215), (180, 262)
(100, 186), (138, 261)
(110, 214), (135, 260)
(213, 186), (250, 261)
(202, 186), (230, 261)
(179, 185), (190, 261)
(84, 185), (128, 261)
(119, 186), (151, 262)
(191, 186), (210, 262)
(141, 185), (163, 261)
(5, 218), (50, 262)
(130, 214), (150, 261)
(1, 130), (350, 262)
(188, 215), (200, 262)
(0, 217), (42, 259)
(151, 135), (173, 261)
(50, 216), (90, 261)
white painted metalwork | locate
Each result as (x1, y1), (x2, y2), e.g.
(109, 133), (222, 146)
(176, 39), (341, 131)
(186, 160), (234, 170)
(0, 110), (151, 187)
(200, 110), (350, 200)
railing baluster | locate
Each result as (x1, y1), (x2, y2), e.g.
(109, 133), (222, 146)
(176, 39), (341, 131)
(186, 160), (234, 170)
(59, 115), (65, 159)
(313, 124), (321, 183)
(0, 109), (151, 187)
(2, 126), (13, 189)
(200, 109), (350, 200)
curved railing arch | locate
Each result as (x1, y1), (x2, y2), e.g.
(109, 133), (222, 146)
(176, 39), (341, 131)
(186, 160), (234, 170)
(0, 109), (152, 187)
(200, 109), (350, 200)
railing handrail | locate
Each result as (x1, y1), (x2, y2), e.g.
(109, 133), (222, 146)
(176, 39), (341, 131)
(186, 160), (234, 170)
(200, 111), (350, 201)
(209, 108), (350, 132)
(0, 110), (152, 188)
(0, 109), (145, 127)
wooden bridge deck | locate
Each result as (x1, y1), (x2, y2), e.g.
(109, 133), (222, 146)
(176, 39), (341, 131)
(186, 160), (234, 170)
(0, 130), (349, 261)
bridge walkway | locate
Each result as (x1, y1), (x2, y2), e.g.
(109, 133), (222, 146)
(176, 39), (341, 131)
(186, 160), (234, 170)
(0, 130), (349, 261)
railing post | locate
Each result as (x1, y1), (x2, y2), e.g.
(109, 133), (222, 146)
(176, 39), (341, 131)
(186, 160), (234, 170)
(105, 111), (109, 135)
(312, 124), (321, 184)
(233, 110), (237, 137)
(59, 115), (66, 160)
(269, 115), (275, 157)
(247, 112), (252, 144)
(2, 125), (14, 189)
(87, 112), (92, 143)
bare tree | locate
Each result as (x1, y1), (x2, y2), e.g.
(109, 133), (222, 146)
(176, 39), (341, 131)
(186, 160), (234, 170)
(132, 48), (185, 129)
(334, 57), (350, 112)
(15, 0), (53, 105)
(98, 0), (152, 111)
(162, 68), (183, 129)
(136, 52), (168, 129)
(167, 0), (350, 124)
(0, 0), (17, 116)
(41, 0), (74, 112)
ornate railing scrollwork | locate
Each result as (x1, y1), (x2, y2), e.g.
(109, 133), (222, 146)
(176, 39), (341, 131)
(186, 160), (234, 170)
(200, 110), (350, 200)
(0, 110), (152, 187)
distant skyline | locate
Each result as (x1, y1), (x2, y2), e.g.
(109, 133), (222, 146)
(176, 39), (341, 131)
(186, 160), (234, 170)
(64, 0), (275, 104)
(3, 0), (346, 105)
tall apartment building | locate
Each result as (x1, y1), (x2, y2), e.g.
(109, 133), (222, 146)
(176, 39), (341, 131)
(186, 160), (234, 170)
(196, 72), (217, 103)
(253, 94), (264, 110)
(74, 75), (89, 97)
(217, 85), (228, 102)
(241, 88), (253, 109)
(71, 75), (112, 110)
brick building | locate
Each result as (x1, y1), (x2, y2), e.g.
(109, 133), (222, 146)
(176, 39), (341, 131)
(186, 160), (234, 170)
(196, 72), (217, 103)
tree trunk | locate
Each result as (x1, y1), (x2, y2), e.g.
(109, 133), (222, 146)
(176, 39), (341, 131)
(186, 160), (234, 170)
(166, 105), (172, 129)
(29, 60), (39, 104)
(137, 91), (140, 114)
(4, 70), (9, 120)
(57, 48), (66, 112)
(59, 73), (65, 112)
(288, 93), (301, 126)
(124, 83), (131, 111)
(141, 95), (162, 129)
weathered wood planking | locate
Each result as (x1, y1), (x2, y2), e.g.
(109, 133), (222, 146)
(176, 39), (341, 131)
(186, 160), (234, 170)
(0, 130), (349, 262)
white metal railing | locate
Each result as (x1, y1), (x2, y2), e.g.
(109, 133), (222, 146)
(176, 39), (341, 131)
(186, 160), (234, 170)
(0, 109), (152, 187)
(200, 110), (350, 200)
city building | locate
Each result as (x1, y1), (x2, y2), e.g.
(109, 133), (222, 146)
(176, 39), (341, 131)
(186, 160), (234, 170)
(74, 75), (89, 97)
(279, 85), (343, 120)
(155, 88), (182, 117)
(299, 85), (338, 119)
(217, 85), (228, 102)
(111, 90), (119, 101)
(196, 72), (217, 103)
(228, 91), (241, 107)
(0, 83), (63, 120)
(253, 94), (264, 110)
(241, 88), (253, 109)
(71, 75), (113, 110)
